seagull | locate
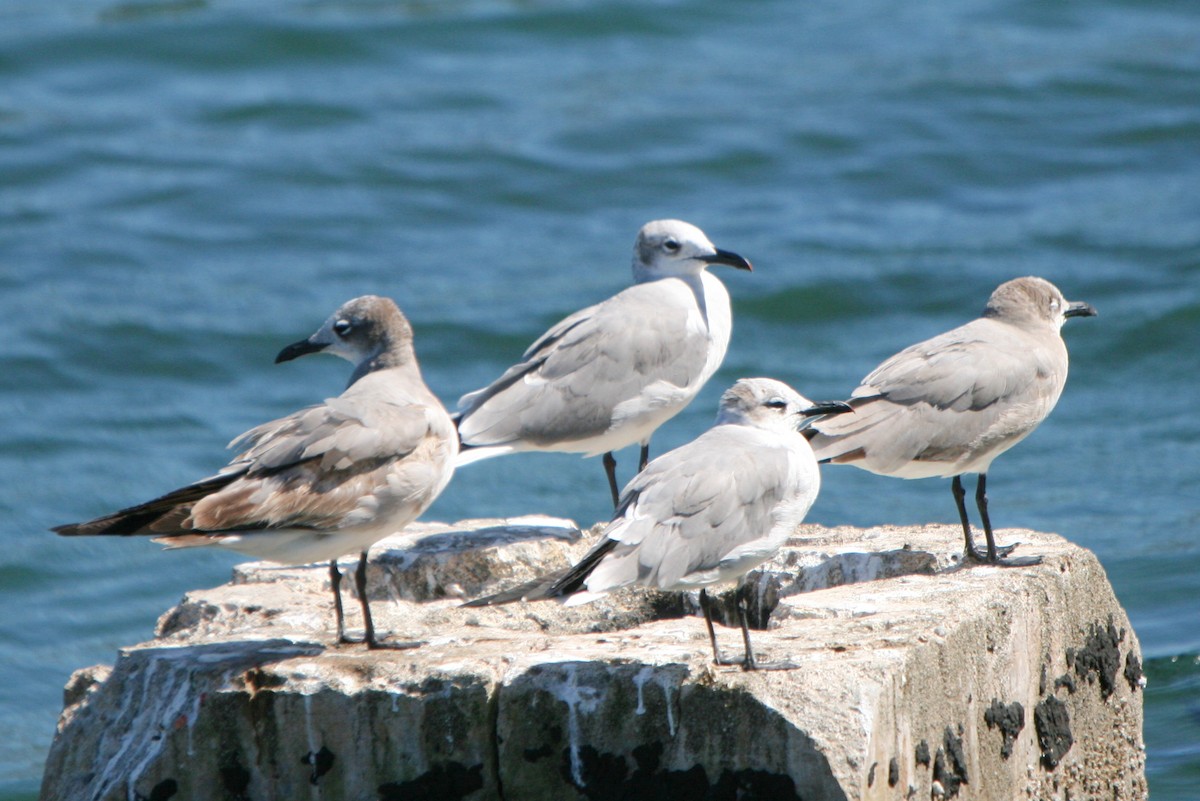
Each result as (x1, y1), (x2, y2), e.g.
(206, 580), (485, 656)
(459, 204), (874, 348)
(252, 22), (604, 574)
(464, 378), (852, 671)
(807, 276), (1097, 563)
(454, 220), (752, 508)
(53, 295), (458, 649)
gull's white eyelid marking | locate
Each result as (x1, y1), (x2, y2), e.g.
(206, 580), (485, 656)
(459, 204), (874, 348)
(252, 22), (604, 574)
(663, 238), (681, 253)
(333, 319), (353, 337)
(764, 398), (788, 410)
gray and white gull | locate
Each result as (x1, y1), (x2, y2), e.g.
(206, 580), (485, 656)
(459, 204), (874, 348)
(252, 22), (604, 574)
(454, 220), (752, 507)
(53, 295), (458, 649)
(465, 377), (851, 671)
(807, 276), (1096, 563)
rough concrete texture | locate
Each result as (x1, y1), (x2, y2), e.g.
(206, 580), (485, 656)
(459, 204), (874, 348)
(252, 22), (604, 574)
(41, 517), (1146, 801)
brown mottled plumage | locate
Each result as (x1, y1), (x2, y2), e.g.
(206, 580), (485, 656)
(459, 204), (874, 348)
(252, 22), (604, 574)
(54, 296), (457, 649)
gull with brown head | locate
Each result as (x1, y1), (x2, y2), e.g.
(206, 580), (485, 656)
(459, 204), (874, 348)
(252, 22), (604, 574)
(53, 295), (458, 649)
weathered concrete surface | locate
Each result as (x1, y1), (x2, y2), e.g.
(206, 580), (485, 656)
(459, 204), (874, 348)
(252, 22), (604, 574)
(41, 517), (1146, 801)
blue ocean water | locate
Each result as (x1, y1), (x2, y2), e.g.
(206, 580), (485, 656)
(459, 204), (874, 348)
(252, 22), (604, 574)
(2, 0), (1198, 797)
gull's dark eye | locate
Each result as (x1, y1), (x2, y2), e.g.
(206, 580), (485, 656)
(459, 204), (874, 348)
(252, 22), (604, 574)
(663, 238), (681, 253)
(764, 399), (788, 411)
(333, 320), (353, 337)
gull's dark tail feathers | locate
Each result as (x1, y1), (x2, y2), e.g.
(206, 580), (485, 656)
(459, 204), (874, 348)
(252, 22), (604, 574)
(51, 472), (241, 537)
(448, 411), (480, 460)
(461, 537), (619, 607)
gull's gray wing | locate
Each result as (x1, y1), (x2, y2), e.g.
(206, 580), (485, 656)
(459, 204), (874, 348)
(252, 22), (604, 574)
(810, 318), (1069, 473)
(856, 318), (1059, 411)
(456, 280), (711, 447)
(580, 426), (798, 593)
(230, 393), (431, 475)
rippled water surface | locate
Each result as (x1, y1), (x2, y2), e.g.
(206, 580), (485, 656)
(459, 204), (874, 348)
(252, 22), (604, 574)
(2, 0), (1198, 797)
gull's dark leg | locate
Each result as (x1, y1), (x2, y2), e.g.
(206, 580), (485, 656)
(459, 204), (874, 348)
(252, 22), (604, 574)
(952, 475), (985, 562)
(974, 473), (1018, 563)
(977, 473), (995, 562)
(333, 555), (372, 645)
(354, 550), (422, 651)
(737, 588), (757, 670)
(734, 582), (799, 671)
(330, 559), (351, 643)
(699, 587), (798, 671)
(603, 451), (620, 509)
(355, 551), (377, 646)
(638, 443), (650, 472)
(699, 589), (733, 666)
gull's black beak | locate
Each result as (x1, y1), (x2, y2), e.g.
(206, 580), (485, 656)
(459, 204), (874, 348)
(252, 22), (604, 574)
(275, 338), (327, 364)
(1064, 301), (1098, 319)
(800, 400), (854, 418)
(701, 248), (753, 272)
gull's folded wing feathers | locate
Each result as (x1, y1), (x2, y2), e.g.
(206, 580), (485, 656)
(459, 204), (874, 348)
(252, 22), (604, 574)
(457, 283), (710, 447)
(184, 398), (439, 532)
(812, 319), (1068, 473)
(858, 319), (1048, 411)
(586, 428), (794, 592)
(60, 396), (441, 538)
(235, 396), (431, 474)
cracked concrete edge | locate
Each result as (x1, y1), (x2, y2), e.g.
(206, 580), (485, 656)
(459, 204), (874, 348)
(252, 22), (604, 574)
(39, 520), (1146, 801)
